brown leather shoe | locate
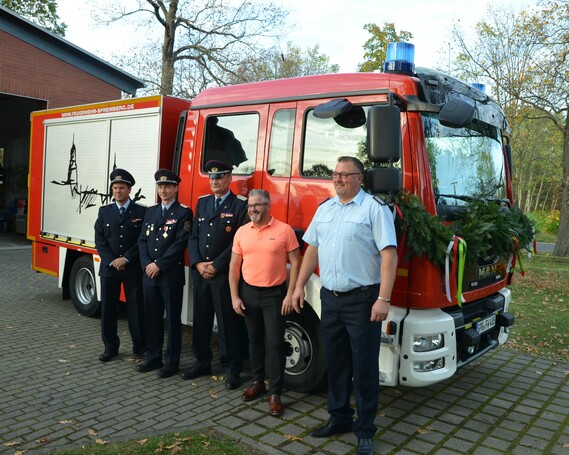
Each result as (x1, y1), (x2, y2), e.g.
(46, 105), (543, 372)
(269, 394), (284, 417)
(241, 381), (266, 402)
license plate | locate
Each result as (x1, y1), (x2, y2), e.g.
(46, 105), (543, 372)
(475, 314), (496, 334)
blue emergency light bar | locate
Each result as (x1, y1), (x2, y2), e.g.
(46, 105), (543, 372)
(469, 82), (486, 93)
(384, 42), (415, 74)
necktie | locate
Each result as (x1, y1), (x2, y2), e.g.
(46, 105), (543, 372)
(119, 206), (126, 218)
(162, 206), (167, 218)
(215, 198), (222, 212)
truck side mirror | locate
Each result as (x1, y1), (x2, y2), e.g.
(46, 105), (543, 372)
(365, 167), (401, 195)
(367, 104), (401, 163)
(439, 98), (475, 128)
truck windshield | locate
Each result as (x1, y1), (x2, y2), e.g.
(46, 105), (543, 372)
(422, 113), (507, 204)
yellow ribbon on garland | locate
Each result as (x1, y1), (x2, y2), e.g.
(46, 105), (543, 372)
(456, 237), (467, 306)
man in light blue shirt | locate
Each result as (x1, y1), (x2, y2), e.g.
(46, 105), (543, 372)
(292, 156), (397, 455)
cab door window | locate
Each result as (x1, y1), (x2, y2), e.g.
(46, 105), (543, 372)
(302, 107), (369, 178)
(268, 109), (295, 177)
(203, 114), (259, 174)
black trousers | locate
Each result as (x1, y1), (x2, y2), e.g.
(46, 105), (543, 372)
(143, 285), (183, 367)
(320, 284), (381, 439)
(100, 275), (145, 355)
(191, 270), (246, 375)
(240, 281), (286, 395)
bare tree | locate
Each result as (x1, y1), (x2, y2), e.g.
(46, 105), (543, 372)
(98, 0), (288, 96)
(452, 1), (569, 256)
(227, 42), (339, 84)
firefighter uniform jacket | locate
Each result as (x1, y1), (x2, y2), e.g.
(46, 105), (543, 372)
(94, 201), (146, 278)
(188, 191), (248, 282)
(138, 200), (192, 287)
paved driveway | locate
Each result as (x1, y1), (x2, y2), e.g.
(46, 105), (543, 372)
(1, 239), (568, 454)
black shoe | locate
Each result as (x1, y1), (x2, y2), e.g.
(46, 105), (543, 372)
(311, 420), (353, 438)
(99, 351), (118, 362)
(225, 374), (241, 390)
(136, 360), (163, 373)
(180, 364), (211, 380)
(356, 438), (374, 455)
(157, 365), (179, 378)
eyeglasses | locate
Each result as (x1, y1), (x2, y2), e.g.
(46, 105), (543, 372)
(247, 202), (269, 210)
(332, 172), (361, 180)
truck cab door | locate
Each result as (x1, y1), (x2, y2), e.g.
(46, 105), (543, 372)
(259, 103), (297, 224)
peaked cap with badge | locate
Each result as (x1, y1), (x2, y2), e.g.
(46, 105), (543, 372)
(110, 168), (135, 187)
(205, 160), (233, 179)
(154, 168), (181, 185)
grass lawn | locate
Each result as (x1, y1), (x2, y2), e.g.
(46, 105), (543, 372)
(506, 253), (569, 361)
(55, 429), (261, 455)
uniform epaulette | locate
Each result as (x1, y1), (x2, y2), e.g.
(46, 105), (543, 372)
(180, 203), (189, 208)
(198, 194), (210, 199)
(373, 195), (387, 206)
(318, 197), (332, 206)
(237, 195), (247, 201)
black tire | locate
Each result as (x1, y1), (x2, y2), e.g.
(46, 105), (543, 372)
(69, 256), (101, 317)
(284, 306), (327, 393)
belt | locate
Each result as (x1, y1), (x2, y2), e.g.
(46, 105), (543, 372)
(243, 281), (285, 291)
(326, 284), (378, 297)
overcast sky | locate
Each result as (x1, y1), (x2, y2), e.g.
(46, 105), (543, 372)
(57, 0), (537, 73)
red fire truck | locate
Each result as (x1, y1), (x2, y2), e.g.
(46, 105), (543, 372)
(28, 43), (515, 392)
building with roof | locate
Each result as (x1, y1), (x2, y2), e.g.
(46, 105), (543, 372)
(0, 5), (144, 233)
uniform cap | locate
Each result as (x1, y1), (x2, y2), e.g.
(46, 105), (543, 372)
(204, 160), (233, 179)
(154, 168), (181, 184)
(110, 168), (135, 186)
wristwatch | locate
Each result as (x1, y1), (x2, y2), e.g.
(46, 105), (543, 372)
(377, 296), (391, 303)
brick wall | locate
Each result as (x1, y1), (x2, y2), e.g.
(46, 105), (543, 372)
(0, 31), (122, 107)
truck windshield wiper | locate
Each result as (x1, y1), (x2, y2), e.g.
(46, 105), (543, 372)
(436, 194), (473, 203)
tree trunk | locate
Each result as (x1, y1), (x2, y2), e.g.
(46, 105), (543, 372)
(159, 0), (179, 95)
(553, 119), (569, 257)
(533, 176), (544, 212)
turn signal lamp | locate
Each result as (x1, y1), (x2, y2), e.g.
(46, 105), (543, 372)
(384, 42), (415, 74)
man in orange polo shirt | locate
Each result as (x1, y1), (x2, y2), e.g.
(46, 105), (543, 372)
(229, 189), (301, 417)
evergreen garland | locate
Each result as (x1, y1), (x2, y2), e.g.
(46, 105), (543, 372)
(393, 192), (534, 267)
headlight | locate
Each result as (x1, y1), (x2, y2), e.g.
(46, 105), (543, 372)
(413, 357), (445, 372)
(413, 334), (444, 352)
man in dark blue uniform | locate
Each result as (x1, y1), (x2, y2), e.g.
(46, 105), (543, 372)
(94, 168), (146, 362)
(182, 160), (248, 389)
(137, 169), (192, 378)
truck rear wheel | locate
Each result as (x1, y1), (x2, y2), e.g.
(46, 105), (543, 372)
(284, 306), (327, 393)
(69, 256), (100, 317)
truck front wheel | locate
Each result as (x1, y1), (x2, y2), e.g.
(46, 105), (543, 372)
(69, 256), (100, 317)
(284, 307), (327, 393)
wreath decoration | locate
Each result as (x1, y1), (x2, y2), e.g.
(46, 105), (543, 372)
(393, 191), (534, 268)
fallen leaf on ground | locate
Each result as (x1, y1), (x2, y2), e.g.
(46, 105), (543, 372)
(284, 434), (302, 441)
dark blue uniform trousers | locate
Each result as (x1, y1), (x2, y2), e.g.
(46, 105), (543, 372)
(320, 284), (381, 439)
(143, 285), (183, 367)
(100, 276), (145, 355)
(191, 270), (246, 376)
